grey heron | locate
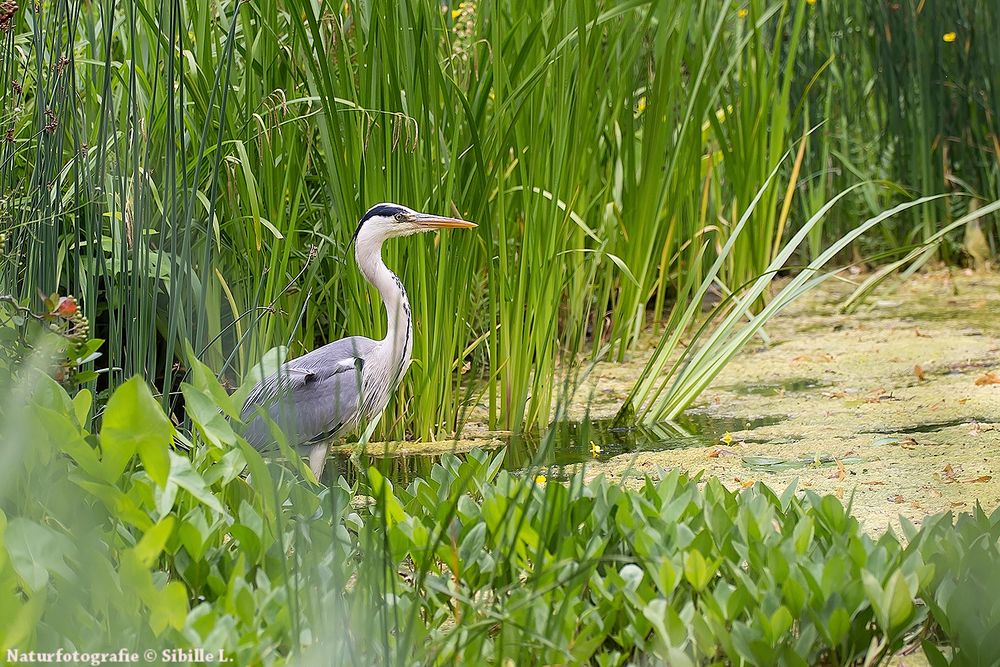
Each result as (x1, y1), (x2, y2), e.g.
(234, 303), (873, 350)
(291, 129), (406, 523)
(240, 203), (476, 479)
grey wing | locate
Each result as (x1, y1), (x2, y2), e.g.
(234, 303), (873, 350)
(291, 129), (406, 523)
(240, 337), (374, 452)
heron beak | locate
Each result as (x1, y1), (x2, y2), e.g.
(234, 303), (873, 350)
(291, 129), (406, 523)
(412, 213), (477, 229)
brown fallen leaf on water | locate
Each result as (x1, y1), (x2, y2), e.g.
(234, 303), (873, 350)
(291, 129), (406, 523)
(834, 487), (844, 499)
(862, 480), (886, 486)
(898, 437), (918, 450)
(927, 488), (943, 498)
(864, 392), (896, 404)
(832, 459), (847, 481)
(734, 477), (756, 489)
(889, 495), (905, 504)
(943, 464), (959, 483)
(975, 372), (1000, 386)
(950, 502), (967, 508)
(915, 328), (932, 338)
(914, 365), (926, 381)
(962, 475), (993, 483)
(708, 446), (736, 458)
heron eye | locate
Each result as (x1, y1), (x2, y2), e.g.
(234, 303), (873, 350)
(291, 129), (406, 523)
(394, 213), (406, 222)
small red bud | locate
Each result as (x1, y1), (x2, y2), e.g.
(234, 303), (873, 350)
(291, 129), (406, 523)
(55, 296), (78, 317)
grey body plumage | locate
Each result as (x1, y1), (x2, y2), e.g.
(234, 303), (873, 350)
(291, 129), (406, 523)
(240, 336), (375, 452)
(239, 203), (476, 479)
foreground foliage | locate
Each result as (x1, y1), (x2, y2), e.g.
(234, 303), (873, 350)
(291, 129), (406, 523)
(2, 371), (999, 665)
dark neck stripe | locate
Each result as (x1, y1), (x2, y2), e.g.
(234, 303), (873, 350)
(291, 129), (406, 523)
(350, 204), (404, 247)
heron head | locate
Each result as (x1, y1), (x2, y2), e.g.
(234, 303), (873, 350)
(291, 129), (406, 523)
(352, 203), (477, 246)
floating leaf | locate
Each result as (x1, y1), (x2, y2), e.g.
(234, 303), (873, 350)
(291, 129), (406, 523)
(974, 371), (1000, 386)
(963, 475), (992, 484)
(742, 454), (863, 470)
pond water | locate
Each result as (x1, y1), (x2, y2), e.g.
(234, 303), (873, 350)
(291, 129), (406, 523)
(326, 411), (787, 488)
(326, 273), (1000, 525)
(724, 377), (829, 395)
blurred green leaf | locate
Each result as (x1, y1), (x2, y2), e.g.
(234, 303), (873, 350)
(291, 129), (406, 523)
(132, 517), (175, 568)
(5, 519), (76, 592)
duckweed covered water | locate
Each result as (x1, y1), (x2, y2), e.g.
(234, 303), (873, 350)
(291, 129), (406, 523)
(330, 273), (1000, 527)
(724, 377), (829, 395)
(328, 412), (787, 487)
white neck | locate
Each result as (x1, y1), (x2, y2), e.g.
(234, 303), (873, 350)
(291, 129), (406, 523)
(355, 234), (412, 371)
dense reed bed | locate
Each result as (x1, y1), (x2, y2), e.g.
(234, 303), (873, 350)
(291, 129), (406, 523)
(2, 0), (997, 433)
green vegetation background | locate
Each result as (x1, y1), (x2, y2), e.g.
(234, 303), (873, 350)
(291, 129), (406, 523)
(2, 0), (998, 437)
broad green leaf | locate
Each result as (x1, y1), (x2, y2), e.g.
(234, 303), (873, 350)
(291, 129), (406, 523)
(33, 405), (102, 479)
(168, 453), (225, 515)
(72, 478), (153, 531)
(368, 467), (406, 527)
(458, 522), (487, 566)
(132, 517), (176, 568)
(793, 517), (814, 555)
(651, 558), (677, 597)
(620, 564), (645, 592)
(769, 606), (793, 641)
(4, 519), (76, 592)
(72, 389), (92, 428)
(149, 581), (189, 635)
(100, 376), (173, 486)
(181, 382), (237, 447)
(643, 598), (671, 645)
(684, 550), (711, 592)
(0, 586), (46, 651)
(184, 342), (239, 419)
(882, 570), (914, 634)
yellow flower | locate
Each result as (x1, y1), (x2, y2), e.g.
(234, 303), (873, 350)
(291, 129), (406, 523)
(737, 7), (748, 18)
(451, 8), (462, 20)
(806, 0), (816, 5)
(637, 96), (646, 115)
(721, 432), (733, 445)
(943, 32), (957, 43)
(590, 441), (603, 456)
(534, 474), (547, 484)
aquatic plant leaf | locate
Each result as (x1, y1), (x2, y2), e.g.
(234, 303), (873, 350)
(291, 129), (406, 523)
(167, 453), (225, 515)
(100, 376), (173, 487)
(4, 519), (76, 592)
